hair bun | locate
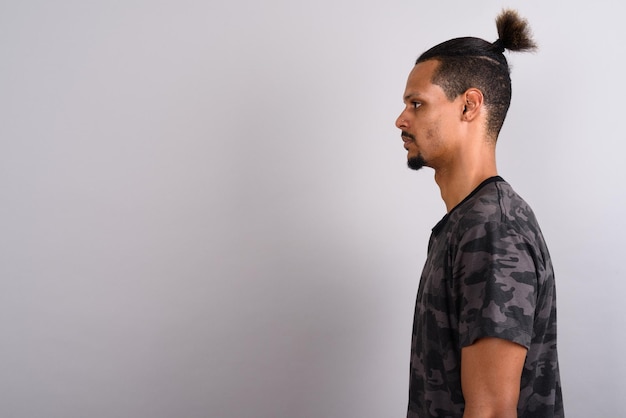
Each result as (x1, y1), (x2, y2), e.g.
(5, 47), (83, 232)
(495, 9), (537, 52)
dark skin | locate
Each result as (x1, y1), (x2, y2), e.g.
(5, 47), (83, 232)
(396, 59), (528, 417)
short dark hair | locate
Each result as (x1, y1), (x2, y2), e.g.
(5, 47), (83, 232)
(416, 9), (537, 139)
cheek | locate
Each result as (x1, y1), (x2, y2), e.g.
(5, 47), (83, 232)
(424, 119), (443, 145)
(423, 130), (439, 153)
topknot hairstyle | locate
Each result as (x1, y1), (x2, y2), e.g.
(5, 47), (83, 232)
(416, 9), (537, 139)
(495, 9), (537, 52)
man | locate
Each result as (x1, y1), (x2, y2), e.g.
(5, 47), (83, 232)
(396, 10), (564, 418)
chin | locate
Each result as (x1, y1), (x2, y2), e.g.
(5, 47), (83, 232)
(407, 155), (426, 171)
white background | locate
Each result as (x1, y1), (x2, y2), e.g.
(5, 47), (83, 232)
(1, 1), (624, 417)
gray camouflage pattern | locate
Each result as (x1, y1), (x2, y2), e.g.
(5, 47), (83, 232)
(407, 177), (563, 418)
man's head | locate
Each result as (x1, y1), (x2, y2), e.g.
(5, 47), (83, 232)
(397, 60), (478, 171)
(397, 10), (537, 170)
(417, 38), (511, 140)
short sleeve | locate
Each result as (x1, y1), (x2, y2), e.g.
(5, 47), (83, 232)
(452, 220), (537, 349)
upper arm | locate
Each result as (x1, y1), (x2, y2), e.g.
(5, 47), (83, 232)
(461, 337), (527, 418)
(453, 221), (537, 349)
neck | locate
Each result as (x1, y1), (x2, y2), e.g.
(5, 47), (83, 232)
(434, 153), (498, 212)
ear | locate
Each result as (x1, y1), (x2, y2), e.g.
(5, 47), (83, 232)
(461, 88), (484, 121)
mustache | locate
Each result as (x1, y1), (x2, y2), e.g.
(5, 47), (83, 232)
(401, 131), (415, 141)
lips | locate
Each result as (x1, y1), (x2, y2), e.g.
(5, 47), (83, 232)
(401, 131), (415, 143)
(402, 132), (415, 150)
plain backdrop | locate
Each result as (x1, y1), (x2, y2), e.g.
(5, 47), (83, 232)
(1, 1), (625, 417)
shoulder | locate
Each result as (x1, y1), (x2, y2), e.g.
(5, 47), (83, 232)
(451, 180), (539, 236)
(443, 180), (551, 268)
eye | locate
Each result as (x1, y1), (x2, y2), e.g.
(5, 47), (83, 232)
(411, 101), (421, 109)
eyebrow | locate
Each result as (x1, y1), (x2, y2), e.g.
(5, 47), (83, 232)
(404, 92), (423, 102)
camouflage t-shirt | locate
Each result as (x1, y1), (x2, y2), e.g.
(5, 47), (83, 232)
(407, 176), (563, 418)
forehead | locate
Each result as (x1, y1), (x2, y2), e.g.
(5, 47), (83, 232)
(404, 60), (441, 97)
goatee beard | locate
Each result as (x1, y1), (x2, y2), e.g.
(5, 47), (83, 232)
(407, 155), (426, 170)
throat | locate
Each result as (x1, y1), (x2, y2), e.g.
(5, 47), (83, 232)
(435, 168), (498, 213)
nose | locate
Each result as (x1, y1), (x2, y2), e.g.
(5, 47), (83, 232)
(396, 110), (408, 129)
